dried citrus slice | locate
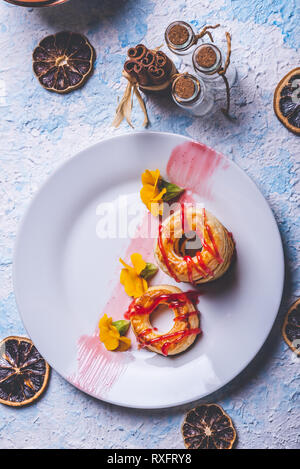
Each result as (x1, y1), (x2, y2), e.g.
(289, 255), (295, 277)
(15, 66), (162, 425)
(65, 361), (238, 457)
(0, 336), (50, 407)
(274, 68), (300, 135)
(182, 404), (236, 449)
(33, 31), (95, 94)
(282, 299), (300, 356)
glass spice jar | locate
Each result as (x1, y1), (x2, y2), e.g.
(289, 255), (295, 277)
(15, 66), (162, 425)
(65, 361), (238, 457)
(165, 21), (196, 55)
(172, 73), (214, 117)
(192, 43), (237, 90)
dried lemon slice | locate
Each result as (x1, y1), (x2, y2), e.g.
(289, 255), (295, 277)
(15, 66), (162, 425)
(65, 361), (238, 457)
(182, 404), (236, 449)
(273, 67), (300, 135)
(282, 299), (300, 356)
(0, 336), (50, 407)
(33, 31), (95, 94)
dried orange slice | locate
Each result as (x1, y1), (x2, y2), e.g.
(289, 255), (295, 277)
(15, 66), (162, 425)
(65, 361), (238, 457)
(0, 336), (50, 407)
(274, 68), (300, 135)
(33, 31), (95, 94)
(282, 299), (300, 356)
(182, 404), (236, 449)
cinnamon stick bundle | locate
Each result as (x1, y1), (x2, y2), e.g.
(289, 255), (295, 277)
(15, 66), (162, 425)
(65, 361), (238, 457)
(133, 62), (149, 86)
(124, 59), (149, 85)
(124, 59), (139, 78)
(155, 51), (172, 75)
(148, 65), (166, 85)
(128, 44), (147, 61)
(113, 44), (177, 128)
(124, 44), (174, 87)
(141, 51), (156, 68)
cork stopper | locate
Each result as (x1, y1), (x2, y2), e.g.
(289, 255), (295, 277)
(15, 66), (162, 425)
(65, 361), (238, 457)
(174, 76), (196, 99)
(165, 21), (194, 53)
(196, 45), (217, 68)
(192, 43), (222, 76)
(168, 24), (190, 45)
(172, 74), (201, 104)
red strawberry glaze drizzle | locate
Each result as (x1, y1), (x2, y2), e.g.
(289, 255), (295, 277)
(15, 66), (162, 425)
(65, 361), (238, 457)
(124, 291), (200, 320)
(184, 255), (195, 284)
(144, 328), (201, 345)
(174, 311), (198, 321)
(183, 255), (208, 284)
(158, 223), (179, 282)
(202, 208), (223, 263)
(180, 203), (222, 283)
(196, 251), (214, 277)
(155, 328), (201, 356)
(138, 328), (152, 338)
(180, 201), (186, 233)
(161, 327), (202, 356)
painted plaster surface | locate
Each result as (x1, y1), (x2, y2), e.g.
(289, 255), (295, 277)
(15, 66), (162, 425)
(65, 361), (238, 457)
(0, 0), (299, 449)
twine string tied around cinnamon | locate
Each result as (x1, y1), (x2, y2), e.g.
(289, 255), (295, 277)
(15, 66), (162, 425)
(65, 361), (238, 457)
(112, 70), (149, 129)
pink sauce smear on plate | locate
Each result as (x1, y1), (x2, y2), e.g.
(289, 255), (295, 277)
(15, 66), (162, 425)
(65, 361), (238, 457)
(167, 141), (228, 200)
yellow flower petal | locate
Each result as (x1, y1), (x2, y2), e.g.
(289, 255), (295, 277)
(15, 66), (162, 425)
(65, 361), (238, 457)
(152, 187), (167, 201)
(119, 254), (148, 298)
(133, 276), (148, 298)
(99, 314), (121, 351)
(117, 336), (131, 352)
(119, 258), (134, 273)
(99, 313), (111, 330)
(140, 184), (156, 207)
(140, 169), (167, 217)
(120, 268), (136, 297)
(148, 201), (160, 217)
(130, 253), (146, 275)
(120, 268), (148, 298)
(99, 324), (119, 341)
(103, 335), (120, 351)
(152, 170), (160, 190)
(141, 169), (160, 186)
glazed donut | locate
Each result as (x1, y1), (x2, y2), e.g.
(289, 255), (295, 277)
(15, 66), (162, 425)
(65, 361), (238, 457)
(125, 285), (201, 356)
(155, 204), (235, 284)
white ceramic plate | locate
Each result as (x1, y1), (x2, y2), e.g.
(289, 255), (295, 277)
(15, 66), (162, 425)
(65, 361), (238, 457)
(13, 132), (284, 409)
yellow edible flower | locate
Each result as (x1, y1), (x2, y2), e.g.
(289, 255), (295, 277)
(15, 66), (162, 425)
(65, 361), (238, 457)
(120, 253), (148, 298)
(140, 169), (166, 216)
(99, 314), (131, 351)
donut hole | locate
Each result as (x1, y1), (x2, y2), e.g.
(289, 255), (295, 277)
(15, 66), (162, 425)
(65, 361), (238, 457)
(175, 231), (203, 258)
(150, 303), (174, 333)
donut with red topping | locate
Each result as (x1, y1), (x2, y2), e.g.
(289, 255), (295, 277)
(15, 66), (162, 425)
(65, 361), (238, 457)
(155, 205), (235, 284)
(125, 285), (201, 356)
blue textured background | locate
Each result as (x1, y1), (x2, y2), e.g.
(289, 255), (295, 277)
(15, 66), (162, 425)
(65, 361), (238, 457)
(0, 0), (299, 449)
